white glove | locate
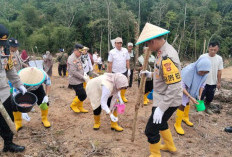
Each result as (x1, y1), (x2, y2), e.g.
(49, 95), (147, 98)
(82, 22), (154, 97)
(127, 69), (131, 77)
(110, 113), (118, 122)
(153, 107), (164, 124)
(42, 95), (49, 103)
(83, 72), (90, 82)
(139, 70), (152, 78)
(22, 113), (31, 122)
(18, 85), (27, 95)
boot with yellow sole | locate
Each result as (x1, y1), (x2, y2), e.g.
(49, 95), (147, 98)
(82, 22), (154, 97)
(77, 101), (88, 113)
(13, 111), (22, 131)
(111, 111), (123, 132)
(183, 105), (193, 127)
(93, 115), (100, 130)
(149, 140), (161, 157)
(174, 109), (185, 135)
(144, 92), (149, 106)
(41, 108), (51, 128)
(70, 97), (80, 113)
(160, 129), (177, 152)
(120, 89), (128, 103)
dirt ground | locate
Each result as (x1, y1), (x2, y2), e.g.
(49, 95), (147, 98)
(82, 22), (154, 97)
(0, 63), (231, 157)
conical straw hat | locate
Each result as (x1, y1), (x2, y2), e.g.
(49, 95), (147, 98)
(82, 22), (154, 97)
(135, 23), (170, 45)
(18, 67), (45, 86)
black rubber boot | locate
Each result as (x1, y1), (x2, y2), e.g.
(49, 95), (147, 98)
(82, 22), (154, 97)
(3, 141), (25, 152)
(224, 126), (232, 133)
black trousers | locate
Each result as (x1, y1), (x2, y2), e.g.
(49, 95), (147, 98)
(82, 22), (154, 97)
(129, 69), (134, 87)
(138, 79), (153, 93)
(98, 64), (102, 70)
(0, 96), (14, 143)
(145, 107), (178, 144)
(58, 64), (67, 76)
(93, 96), (112, 115)
(201, 84), (217, 103)
(30, 85), (49, 106)
(70, 83), (87, 101)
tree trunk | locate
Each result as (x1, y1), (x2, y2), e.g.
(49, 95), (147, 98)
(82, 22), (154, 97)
(194, 21), (197, 60)
(106, 0), (111, 53)
(203, 39), (206, 54)
(134, 21), (139, 63)
(100, 28), (103, 57)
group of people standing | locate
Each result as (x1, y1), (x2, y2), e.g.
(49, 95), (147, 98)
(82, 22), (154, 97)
(0, 20), (228, 157)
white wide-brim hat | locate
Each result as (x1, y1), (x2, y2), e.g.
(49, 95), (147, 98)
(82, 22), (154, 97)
(135, 23), (170, 45)
(18, 67), (45, 86)
(83, 46), (89, 50)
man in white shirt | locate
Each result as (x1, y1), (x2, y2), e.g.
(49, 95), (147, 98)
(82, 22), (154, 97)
(93, 51), (99, 73)
(108, 37), (130, 102)
(200, 41), (223, 114)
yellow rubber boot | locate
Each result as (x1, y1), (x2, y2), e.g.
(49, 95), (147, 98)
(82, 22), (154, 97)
(160, 129), (177, 152)
(93, 115), (101, 130)
(143, 94), (148, 105)
(120, 89), (128, 103)
(111, 111), (123, 132)
(70, 97), (80, 113)
(174, 109), (185, 135)
(149, 140), (161, 157)
(145, 92), (150, 103)
(41, 108), (51, 128)
(77, 101), (88, 113)
(13, 111), (22, 131)
(183, 105), (193, 127)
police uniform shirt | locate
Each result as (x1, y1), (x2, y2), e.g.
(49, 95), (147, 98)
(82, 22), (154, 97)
(152, 41), (182, 112)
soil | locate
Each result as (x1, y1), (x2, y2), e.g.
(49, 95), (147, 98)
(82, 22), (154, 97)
(0, 63), (231, 157)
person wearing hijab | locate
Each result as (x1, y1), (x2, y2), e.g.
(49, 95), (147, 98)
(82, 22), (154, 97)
(43, 51), (53, 77)
(86, 73), (128, 132)
(174, 57), (211, 135)
(20, 50), (29, 65)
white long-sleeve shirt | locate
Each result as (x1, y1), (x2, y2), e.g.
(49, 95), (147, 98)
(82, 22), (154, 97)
(101, 85), (123, 114)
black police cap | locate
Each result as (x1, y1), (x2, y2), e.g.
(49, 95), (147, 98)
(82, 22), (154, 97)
(0, 24), (9, 46)
(75, 44), (83, 49)
(8, 37), (20, 47)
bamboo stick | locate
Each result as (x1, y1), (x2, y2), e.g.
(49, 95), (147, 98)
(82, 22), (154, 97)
(131, 48), (151, 142)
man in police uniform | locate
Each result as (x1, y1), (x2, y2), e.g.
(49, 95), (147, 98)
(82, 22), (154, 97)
(8, 37), (28, 72)
(137, 23), (182, 157)
(57, 48), (68, 77)
(108, 37), (130, 102)
(0, 24), (27, 152)
(68, 44), (88, 113)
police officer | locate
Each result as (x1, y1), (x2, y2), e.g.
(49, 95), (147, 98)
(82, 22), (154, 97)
(0, 24), (27, 152)
(8, 37), (28, 72)
(57, 48), (68, 77)
(68, 44), (88, 113)
(137, 23), (182, 157)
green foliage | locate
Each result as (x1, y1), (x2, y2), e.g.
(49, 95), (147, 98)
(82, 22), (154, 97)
(0, 0), (231, 60)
